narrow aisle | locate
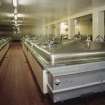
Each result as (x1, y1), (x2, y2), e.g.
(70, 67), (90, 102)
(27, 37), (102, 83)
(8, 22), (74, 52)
(0, 42), (105, 105)
(0, 42), (49, 105)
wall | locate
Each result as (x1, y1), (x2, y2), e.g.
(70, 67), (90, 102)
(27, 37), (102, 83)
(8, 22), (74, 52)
(79, 19), (92, 35)
(20, 26), (35, 36)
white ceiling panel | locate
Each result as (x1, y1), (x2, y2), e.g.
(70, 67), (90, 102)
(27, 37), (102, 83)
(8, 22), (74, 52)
(0, 0), (105, 35)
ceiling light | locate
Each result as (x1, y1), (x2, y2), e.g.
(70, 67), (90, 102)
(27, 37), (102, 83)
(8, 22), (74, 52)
(17, 14), (26, 17)
(14, 8), (18, 14)
(19, 0), (35, 5)
(11, 13), (30, 18)
(12, 20), (23, 23)
(13, 0), (18, 7)
(14, 21), (17, 24)
(15, 24), (19, 27)
(14, 14), (18, 20)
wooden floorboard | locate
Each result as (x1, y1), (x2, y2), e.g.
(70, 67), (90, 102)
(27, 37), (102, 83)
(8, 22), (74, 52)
(0, 42), (105, 105)
(0, 42), (48, 105)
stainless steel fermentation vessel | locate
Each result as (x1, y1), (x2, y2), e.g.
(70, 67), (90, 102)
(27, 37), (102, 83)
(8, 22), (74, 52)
(0, 38), (10, 62)
(23, 38), (105, 102)
(47, 61), (105, 102)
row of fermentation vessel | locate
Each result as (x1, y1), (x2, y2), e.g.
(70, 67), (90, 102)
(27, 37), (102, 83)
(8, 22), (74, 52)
(22, 37), (105, 102)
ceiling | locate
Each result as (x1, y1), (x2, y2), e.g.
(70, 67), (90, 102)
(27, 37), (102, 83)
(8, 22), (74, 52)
(0, 0), (105, 35)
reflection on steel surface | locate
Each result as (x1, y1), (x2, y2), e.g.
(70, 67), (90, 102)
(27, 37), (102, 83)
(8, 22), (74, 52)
(25, 39), (105, 66)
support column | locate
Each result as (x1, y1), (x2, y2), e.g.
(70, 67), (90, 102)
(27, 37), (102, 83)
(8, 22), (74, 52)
(68, 18), (75, 39)
(92, 11), (104, 41)
(74, 19), (80, 35)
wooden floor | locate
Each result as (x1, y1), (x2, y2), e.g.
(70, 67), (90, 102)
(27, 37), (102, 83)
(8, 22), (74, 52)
(0, 42), (105, 105)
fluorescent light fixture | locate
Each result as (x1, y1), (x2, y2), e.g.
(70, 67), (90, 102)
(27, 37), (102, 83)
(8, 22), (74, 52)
(12, 24), (19, 26)
(14, 21), (17, 24)
(15, 24), (19, 27)
(17, 14), (25, 17)
(14, 8), (18, 14)
(12, 20), (23, 23)
(14, 14), (18, 20)
(19, 0), (35, 5)
(11, 13), (29, 18)
(13, 0), (18, 7)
